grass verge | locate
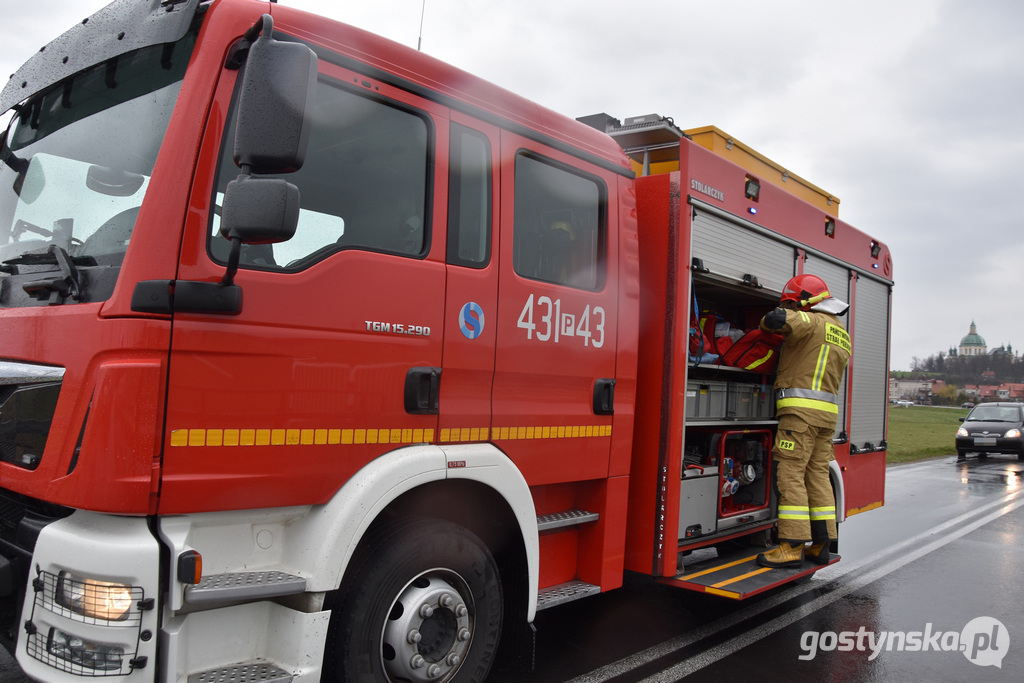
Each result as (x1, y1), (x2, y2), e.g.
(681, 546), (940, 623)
(885, 405), (969, 464)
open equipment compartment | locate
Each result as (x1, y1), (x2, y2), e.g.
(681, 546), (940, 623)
(678, 267), (782, 546)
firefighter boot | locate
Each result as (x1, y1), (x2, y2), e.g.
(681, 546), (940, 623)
(805, 520), (831, 565)
(804, 542), (830, 565)
(756, 542), (804, 568)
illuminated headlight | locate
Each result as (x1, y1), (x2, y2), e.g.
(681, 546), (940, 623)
(55, 572), (134, 622)
(1005, 429), (1022, 438)
(957, 427), (969, 437)
(47, 628), (124, 671)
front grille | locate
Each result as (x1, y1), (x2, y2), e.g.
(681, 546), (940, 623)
(0, 382), (62, 470)
(0, 488), (73, 547)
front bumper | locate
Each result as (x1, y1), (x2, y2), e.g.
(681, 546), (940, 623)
(955, 436), (1024, 455)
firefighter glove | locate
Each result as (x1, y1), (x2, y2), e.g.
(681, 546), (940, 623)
(762, 307), (787, 331)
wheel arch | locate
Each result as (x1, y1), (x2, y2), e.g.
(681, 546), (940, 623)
(287, 443), (539, 620)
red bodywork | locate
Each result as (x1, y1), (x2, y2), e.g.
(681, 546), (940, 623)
(0, 0), (889, 596)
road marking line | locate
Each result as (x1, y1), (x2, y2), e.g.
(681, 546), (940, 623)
(634, 494), (1024, 682)
(565, 487), (1023, 683)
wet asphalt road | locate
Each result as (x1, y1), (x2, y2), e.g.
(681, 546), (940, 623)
(2, 453), (1021, 682)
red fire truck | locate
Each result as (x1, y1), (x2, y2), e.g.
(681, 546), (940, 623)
(0, 1), (892, 682)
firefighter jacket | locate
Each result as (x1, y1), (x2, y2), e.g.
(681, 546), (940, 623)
(761, 309), (851, 428)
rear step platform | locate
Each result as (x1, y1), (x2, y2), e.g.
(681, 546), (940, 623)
(660, 545), (839, 600)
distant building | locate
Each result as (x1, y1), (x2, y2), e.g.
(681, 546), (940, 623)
(959, 321), (987, 356)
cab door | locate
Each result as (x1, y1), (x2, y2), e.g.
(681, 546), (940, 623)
(161, 60), (449, 513)
(492, 132), (620, 484)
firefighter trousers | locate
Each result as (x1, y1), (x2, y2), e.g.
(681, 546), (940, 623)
(773, 414), (837, 544)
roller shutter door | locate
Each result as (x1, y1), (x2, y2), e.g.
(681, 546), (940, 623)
(692, 209), (796, 292)
(803, 255), (852, 438)
(850, 276), (891, 450)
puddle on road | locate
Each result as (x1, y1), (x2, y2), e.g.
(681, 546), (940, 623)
(955, 457), (1024, 492)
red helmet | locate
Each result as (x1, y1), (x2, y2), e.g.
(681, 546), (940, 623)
(780, 274), (831, 311)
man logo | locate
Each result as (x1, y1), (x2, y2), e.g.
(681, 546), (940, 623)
(459, 302), (485, 340)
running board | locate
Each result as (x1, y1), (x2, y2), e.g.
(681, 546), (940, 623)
(188, 662), (292, 683)
(660, 545), (839, 600)
(536, 580), (601, 610)
(537, 509), (600, 532)
(184, 571), (306, 605)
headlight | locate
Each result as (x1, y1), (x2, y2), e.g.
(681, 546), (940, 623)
(957, 427), (969, 437)
(55, 572), (134, 622)
(1005, 429), (1022, 438)
(47, 628), (124, 671)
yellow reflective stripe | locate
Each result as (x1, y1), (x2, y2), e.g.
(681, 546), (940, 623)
(744, 349), (774, 370)
(776, 397), (839, 414)
(778, 505), (810, 520)
(799, 312), (810, 323)
(171, 423), (614, 446)
(812, 344), (830, 391)
(810, 506), (836, 520)
(492, 424), (611, 440)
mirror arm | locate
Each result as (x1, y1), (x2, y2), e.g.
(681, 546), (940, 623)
(225, 14), (274, 70)
(221, 237), (242, 287)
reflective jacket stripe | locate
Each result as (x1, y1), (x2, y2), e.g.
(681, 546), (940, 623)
(812, 345), (830, 391)
(777, 388), (839, 404)
(776, 397), (840, 414)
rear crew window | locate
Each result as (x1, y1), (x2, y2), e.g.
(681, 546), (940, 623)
(210, 78), (431, 270)
(513, 153), (604, 290)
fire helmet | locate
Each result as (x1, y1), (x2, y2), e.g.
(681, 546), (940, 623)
(780, 274), (831, 311)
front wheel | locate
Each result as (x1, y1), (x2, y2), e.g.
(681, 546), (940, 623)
(325, 518), (503, 683)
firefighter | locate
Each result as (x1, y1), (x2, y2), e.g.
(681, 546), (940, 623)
(756, 274), (851, 569)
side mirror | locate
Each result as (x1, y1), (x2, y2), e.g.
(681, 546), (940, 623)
(220, 175), (298, 244)
(233, 15), (317, 174)
(959, 417), (966, 422)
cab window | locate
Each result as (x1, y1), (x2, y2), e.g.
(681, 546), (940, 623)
(512, 153), (604, 289)
(210, 78), (431, 270)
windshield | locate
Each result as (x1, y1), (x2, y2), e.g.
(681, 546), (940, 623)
(967, 405), (1022, 422)
(0, 31), (195, 305)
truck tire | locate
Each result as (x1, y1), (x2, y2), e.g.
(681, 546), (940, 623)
(325, 517), (503, 683)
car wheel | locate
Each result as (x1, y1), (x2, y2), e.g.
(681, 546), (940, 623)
(957, 450), (967, 458)
(978, 452), (988, 460)
(325, 517), (503, 683)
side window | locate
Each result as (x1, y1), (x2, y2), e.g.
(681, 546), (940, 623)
(446, 124), (491, 268)
(210, 78), (431, 270)
(513, 153), (604, 290)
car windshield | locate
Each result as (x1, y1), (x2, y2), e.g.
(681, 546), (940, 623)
(966, 405), (1021, 422)
(0, 31), (195, 305)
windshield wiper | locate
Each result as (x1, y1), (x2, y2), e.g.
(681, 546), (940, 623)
(20, 245), (83, 303)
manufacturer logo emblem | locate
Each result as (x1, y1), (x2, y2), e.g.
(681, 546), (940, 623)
(459, 302), (485, 340)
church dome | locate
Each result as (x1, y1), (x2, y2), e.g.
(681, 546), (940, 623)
(960, 321), (986, 347)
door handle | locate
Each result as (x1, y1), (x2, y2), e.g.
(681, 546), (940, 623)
(405, 367), (441, 415)
(593, 378), (616, 416)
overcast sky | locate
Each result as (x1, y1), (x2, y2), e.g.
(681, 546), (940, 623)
(3, 0), (1022, 371)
